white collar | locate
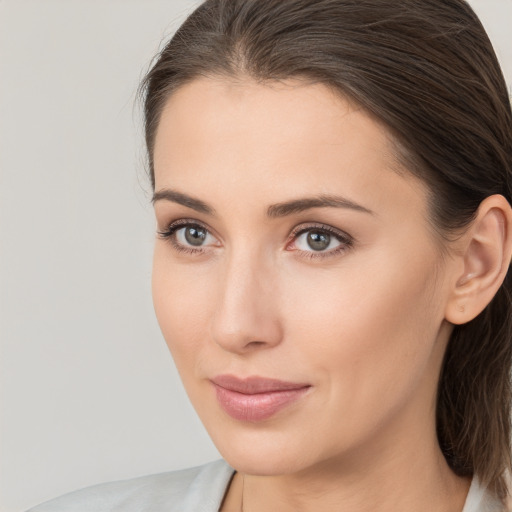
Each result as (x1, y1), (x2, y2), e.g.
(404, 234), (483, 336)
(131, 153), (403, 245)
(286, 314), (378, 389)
(462, 476), (505, 512)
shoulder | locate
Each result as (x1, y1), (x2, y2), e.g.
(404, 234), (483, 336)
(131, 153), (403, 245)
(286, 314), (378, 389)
(26, 459), (235, 512)
(463, 476), (511, 512)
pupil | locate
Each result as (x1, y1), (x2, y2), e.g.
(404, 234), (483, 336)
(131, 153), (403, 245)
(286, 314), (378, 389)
(185, 226), (206, 246)
(307, 231), (330, 251)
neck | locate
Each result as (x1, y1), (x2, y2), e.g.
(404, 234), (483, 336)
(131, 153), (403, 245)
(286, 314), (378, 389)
(236, 407), (470, 512)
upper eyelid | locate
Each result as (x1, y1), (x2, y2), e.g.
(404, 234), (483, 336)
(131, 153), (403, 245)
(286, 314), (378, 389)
(159, 219), (354, 245)
(289, 223), (354, 241)
(160, 218), (218, 236)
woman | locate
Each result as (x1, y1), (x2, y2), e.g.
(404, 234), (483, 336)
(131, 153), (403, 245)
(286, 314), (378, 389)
(28, 0), (512, 511)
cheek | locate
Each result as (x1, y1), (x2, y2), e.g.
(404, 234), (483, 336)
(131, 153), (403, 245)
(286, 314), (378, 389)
(152, 247), (217, 369)
(281, 250), (443, 418)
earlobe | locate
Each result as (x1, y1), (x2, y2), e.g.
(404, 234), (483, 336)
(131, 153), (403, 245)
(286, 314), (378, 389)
(445, 194), (512, 325)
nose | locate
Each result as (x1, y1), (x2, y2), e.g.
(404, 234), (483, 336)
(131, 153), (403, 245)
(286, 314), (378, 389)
(210, 250), (283, 354)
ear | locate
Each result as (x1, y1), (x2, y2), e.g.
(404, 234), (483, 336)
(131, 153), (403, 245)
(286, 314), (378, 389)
(445, 194), (512, 325)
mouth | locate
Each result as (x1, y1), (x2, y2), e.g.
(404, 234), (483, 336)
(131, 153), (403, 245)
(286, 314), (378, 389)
(210, 375), (311, 422)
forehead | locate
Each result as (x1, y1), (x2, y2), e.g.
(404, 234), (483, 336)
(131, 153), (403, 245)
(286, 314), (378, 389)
(153, 76), (430, 229)
(154, 76), (395, 176)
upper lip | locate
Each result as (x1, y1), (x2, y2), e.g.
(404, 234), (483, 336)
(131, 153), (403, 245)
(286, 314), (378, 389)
(210, 374), (311, 394)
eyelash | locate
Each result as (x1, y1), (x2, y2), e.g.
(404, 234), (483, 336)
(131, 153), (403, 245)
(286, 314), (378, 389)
(157, 219), (214, 256)
(157, 219), (354, 260)
(289, 224), (354, 259)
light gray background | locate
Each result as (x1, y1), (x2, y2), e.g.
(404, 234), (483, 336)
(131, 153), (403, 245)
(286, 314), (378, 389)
(1, 1), (511, 511)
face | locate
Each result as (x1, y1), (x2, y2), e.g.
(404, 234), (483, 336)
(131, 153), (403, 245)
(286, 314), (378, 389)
(152, 77), (455, 476)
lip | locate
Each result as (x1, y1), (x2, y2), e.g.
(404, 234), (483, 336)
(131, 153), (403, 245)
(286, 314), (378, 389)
(210, 375), (311, 422)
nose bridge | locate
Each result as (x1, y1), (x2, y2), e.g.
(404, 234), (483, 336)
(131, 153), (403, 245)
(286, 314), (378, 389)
(210, 243), (282, 353)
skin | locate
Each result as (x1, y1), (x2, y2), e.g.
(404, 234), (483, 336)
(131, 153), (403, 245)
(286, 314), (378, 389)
(151, 77), (511, 511)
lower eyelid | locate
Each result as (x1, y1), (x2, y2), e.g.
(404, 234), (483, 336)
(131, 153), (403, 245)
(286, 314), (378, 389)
(159, 223), (221, 254)
(158, 222), (352, 257)
(288, 227), (354, 259)
(299, 243), (349, 257)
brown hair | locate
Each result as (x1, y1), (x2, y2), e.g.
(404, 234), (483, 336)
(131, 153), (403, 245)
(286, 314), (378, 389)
(140, 0), (512, 501)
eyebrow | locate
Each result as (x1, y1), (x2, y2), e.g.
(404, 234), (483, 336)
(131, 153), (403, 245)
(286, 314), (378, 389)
(152, 189), (374, 217)
(267, 195), (374, 218)
(152, 189), (215, 215)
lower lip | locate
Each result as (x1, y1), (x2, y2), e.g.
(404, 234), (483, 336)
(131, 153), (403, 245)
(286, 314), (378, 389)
(212, 384), (310, 422)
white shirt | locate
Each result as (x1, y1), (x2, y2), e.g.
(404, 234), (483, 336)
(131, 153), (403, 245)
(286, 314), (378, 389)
(27, 459), (505, 512)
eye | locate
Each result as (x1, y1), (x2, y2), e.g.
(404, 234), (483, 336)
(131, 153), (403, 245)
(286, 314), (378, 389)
(288, 224), (353, 259)
(157, 220), (219, 253)
(176, 225), (211, 247)
(295, 230), (340, 252)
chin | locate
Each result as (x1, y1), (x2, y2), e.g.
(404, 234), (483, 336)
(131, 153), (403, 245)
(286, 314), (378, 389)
(221, 447), (309, 477)
(205, 419), (322, 476)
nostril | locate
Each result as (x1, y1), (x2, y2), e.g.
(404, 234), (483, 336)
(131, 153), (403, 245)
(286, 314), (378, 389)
(248, 340), (266, 347)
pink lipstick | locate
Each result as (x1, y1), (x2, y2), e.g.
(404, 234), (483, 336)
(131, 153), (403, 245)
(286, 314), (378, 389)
(211, 375), (310, 422)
